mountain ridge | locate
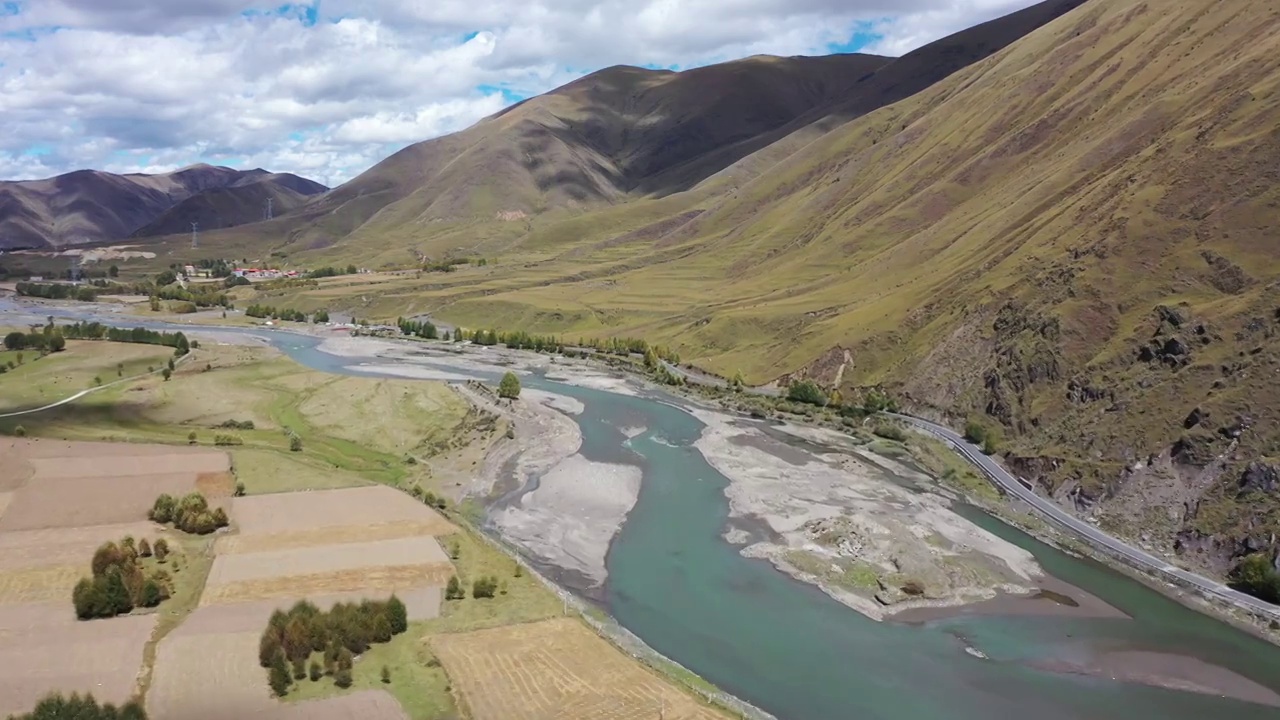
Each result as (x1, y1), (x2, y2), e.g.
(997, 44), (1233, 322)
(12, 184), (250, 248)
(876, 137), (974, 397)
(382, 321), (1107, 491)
(0, 165), (326, 250)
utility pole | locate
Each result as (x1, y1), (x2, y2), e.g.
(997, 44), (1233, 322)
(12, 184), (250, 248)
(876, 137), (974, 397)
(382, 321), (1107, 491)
(265, 198), (273, 221)
(191, 221), (199, 249)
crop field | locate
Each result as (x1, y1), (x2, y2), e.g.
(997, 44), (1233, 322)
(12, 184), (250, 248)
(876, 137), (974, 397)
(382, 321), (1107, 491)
(0, 602), (156, 718)
(149, 622), (409, 720)
(228, 486), (454, 537)
(206, 536), (448, 586)
(0, 521), (159, 571)
(215, 519), (451, 555)
(200, 564), (453, 607)
(0, 439), (230, 532)
(432, 618), (728, 720)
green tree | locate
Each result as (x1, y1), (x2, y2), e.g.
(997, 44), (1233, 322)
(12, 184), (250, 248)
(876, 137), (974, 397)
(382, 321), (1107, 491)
(289, 433), (303, 452)
(47, 333), (66, 352)
(309, 660), (323, 681)
(498, 371), (521, 399)
(963, 420), (987, 445)
(731, 370), (745, 392)
(259, 632), (283, 668)
(1231, 553), (1280, 603)
(108, 264), (119, 278)
(3, 331), (26, 350)
(381, 665), (392, 684)
(153, 538), (169, 562)
(235, 481), (246, 497)
(13, 425), (26, 438)
(787, 379), (827, 406)
(162, 368), (172, 381)
(140, 579), (164, 608)
(292, 655), (307, 681)
(386, 594), (408, 635)
(102, 567), (134, 615)
(268, 650), (292, 696)
(334, 667), (353, 688)
(138, 538), (152, 557)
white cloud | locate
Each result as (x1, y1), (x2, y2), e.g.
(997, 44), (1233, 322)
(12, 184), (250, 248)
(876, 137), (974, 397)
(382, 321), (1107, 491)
(0, 0), (1043, 186)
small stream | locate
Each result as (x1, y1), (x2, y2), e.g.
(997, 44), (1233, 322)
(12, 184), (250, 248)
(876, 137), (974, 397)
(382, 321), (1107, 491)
(7, 300), (1280, 720)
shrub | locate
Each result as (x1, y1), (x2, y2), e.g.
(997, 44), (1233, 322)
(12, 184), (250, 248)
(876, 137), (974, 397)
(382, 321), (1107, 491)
(871, 423), (907, 442)
(187, 431), (197, 444)
(498, 371), (521, 399)
(449, 540), (460, 560)
(140, 579), (164, 608)
(1230, 553), (1280, 603)
(149, 494), (177, 523)
(268, 651), (292, 696)
(162, 368), (172, 381)
(381, 665), (391, 684)
(288, 433), (303, 452)
(10, 693), (148, 720)
(445, 575), (465, 600)
(309, 660), (323, 682)
(213, 434), (243, 446)
(13, 425), (26, 438)
(787, 379), (827, 406)
(138, 538), (152, 557)
(334, 668), (353, 689)
(292, 656), (307, 681)
(963, 420), (987, 445)
(386, 594), (408, 635)
(472, 575), (499, 599)
(234, 481), (246, 497)
(153, 539), (169, 562)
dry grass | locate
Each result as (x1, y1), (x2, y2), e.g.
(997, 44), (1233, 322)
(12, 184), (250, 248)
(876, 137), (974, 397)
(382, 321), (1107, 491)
(148, 632), (272, 720)
(229, 486), (450, 537)
(0, 564), (83, 604)
(215, 520), (454, 555)
(0, 521), (161, 571)
(228, 448), (374, 495)
(206, 536), (448, 586)
(200, 564), (455, 607)
(431, 618), (729, 720)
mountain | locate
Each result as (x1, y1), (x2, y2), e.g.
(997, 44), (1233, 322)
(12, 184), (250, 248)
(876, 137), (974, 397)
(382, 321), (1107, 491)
(0, 165), (326, 250)
(130, 172), (326, 238)
(206, 0), (1280, 583)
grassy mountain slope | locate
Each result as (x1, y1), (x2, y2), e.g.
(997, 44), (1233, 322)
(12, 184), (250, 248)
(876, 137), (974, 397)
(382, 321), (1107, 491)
(222, 0), (1280, 579)
(131, 173), (326, 238)
(0, 165), (325, 249)
(203, 53), (893, 262)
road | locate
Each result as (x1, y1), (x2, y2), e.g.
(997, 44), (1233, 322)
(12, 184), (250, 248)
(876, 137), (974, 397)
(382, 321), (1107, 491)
(888, 412), (1280, 622)
(657, 360), (1280, 620)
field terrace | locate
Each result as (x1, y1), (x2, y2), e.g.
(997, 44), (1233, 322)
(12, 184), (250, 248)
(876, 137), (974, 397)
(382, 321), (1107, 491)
(0, 438), (231, 718)
(147, 485), (455, 720)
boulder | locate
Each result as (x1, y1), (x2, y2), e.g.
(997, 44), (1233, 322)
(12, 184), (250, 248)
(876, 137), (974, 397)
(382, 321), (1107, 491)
(1239, 462), (1279, 494)
(1183, 407), (1206, 429)
(1162, 337), (1190, 357)
(1155, 304), (1190, 328)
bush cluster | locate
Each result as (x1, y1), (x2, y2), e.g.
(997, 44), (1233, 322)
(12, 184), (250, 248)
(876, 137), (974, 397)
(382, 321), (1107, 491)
(15, 282), (97, 302)
(213, 434), (244, 446)
(787, 379), (828, 406)
(244, 304), (308, 322)
(149, 493), (229, 535)
(216, 419), (255, 430)
(9, 692), (147, 720)
(72, 538), (172, 620)
(259, 597), (408, 697)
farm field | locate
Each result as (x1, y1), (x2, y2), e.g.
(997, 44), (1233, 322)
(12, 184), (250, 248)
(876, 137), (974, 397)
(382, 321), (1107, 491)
(433, 618), (727, 720)
(0, 438), (226, 717)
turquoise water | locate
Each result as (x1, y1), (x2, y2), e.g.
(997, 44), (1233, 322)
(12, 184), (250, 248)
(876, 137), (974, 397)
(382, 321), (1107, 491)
(9, 304), (1280, 720)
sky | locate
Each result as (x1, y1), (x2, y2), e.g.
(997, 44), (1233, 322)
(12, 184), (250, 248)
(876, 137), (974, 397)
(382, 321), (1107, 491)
(0, 0), (1040, 187)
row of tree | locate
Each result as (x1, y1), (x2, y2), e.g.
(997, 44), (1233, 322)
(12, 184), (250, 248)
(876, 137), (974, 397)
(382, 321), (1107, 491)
(3, 327), (66, 353)
(260, 597), (408, 696)
(72, 537), (172, 620)
(8, 693), (147, 720)
(148, 493), (229, 535)
(307, 265), (359, 279)
(15, 282), (97, 302)
(57, 322), (191, 357)
(244, 304), (326, 323)
(397, 317), (440, 339)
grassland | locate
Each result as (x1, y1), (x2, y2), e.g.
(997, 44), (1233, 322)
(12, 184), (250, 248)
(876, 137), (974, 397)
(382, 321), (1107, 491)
(0, 342), (483, 498)
(0, 340), (174, 411)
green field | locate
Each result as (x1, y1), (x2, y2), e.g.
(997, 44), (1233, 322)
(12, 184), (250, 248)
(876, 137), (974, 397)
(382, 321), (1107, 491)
(0, 340), (175, 411)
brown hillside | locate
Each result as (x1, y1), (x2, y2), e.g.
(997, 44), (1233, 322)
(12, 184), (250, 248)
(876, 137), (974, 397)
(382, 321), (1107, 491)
(0, 165), (325, 250)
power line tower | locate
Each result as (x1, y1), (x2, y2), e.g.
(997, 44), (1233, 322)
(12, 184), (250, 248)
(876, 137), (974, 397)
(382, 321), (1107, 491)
(265, 198), (273, 221)
(191, 221), (199, 249)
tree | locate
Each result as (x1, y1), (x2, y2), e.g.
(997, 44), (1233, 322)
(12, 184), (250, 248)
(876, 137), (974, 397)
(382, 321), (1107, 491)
(102, 567), (134, 615)
(309, 660), (323, 681)
(386, 594), (408, 635)
(138, 538), (152, 557)
(292, 656), (307, 681)
(235, 481), (246, 497)
(731, 370), (745, 392)
(787, 379), (827, 406)
(472, 575), (499, 599)
(963, 420), (987, 445)
(92, 542), (125, 577)
(140, 579), (164, 608)
(381, 665), (392, 684)
(1231, 553), (1280, 603)
(334, 667), (353, 689)
(268, 651), (292, 697)
(498, 371), (521, 400)
(445, 575), (465, 600)
(13, 425), (26, 438)
(289, 433), (303, 452)
(47, 333), (66, 352)
(4, 331), (25, 350)
(155, 270), (177, 287)
(162, 368), (172, 381)
(259, 631), (283, 668)
(108, 264), (119, 278)
(153, 538), (169, 562)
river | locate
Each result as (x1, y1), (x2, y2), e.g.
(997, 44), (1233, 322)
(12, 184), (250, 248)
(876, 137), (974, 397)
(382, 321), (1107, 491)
(7, 300), (1280, 720)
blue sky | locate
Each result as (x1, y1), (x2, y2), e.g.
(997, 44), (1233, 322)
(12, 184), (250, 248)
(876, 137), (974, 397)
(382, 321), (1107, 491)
(0, 0), (1039, 186)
